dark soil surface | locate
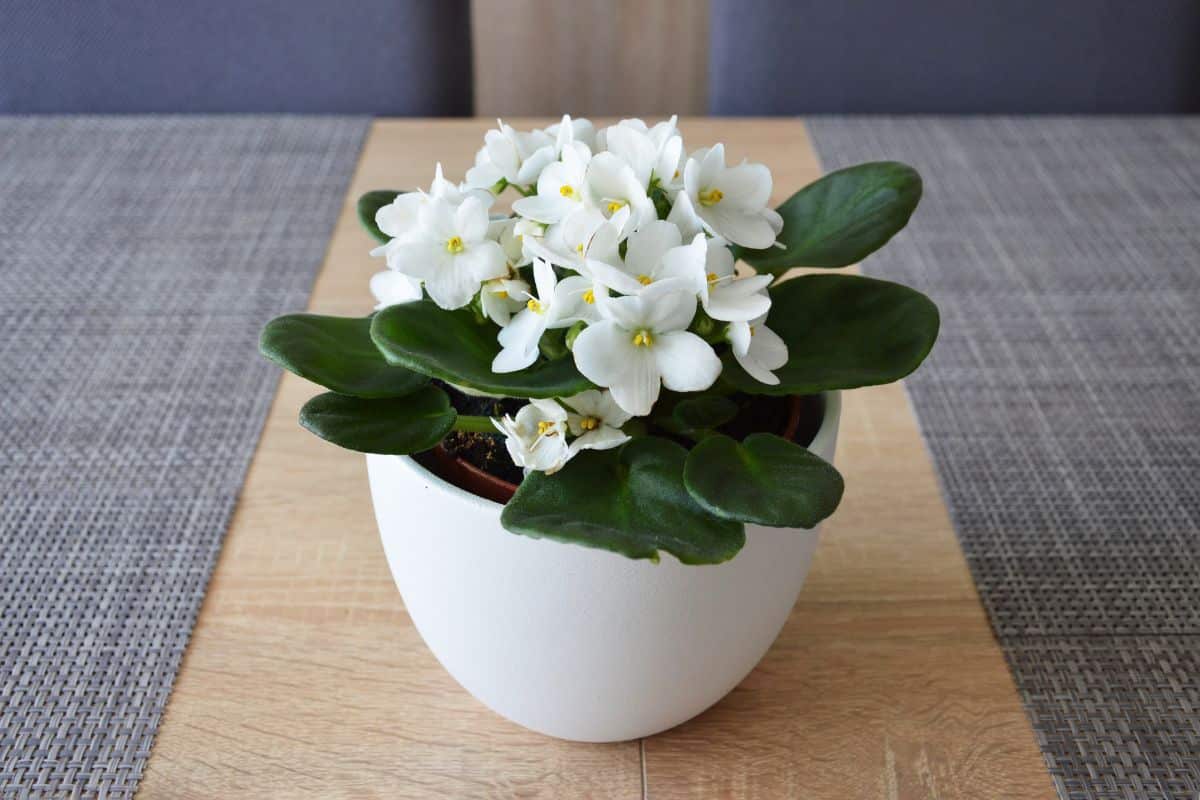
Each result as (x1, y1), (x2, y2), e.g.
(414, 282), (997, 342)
(418, 382), (827, 496)
(420, 383), (526, 486)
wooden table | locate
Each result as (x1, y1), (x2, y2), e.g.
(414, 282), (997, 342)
(137, 119), (1056, 799)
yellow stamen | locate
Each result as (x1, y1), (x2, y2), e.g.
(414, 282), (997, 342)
(582, 288), (595, 304)
(445, 235), (465, 254)
(536, 420), (559, 436)
(495, 290), (508, 299)
(749, 325), (757, 337)
(574, 243), (584, 254)
(706, 271), (719, 286)
(605, 199), (627, 214)
(673, 169), (680, 179)
(632, 330), (653, 347)
(636, 274), (653, 286)
(526, 299), (547, 314)
(559, 184), (578, 199)
(698, 188), (724, 207)
(579, 416), (600, 431)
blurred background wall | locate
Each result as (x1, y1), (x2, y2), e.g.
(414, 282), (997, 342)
(2, 0), (1198, 116)
(471, 0), (709, 118)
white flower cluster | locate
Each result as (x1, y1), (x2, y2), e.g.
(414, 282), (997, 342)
(370, 116), (789, 474)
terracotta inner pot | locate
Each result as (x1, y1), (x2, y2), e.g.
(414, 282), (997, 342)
(427, 394), (809, 506)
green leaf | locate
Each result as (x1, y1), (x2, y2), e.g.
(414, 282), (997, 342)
(684, 434), (844, 528)
(371, 300), (593, 398)
(501, 437), (745, 564)
(737, 162), (922, 274)
(299, 386), (455, 455)
(260, 313), (428, 398)
(672, 395), (739, 430)
(358, 190), (402, 244)
(722, 274), (939, 395)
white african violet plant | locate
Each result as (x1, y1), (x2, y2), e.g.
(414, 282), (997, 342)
(262, 116), (939, 564)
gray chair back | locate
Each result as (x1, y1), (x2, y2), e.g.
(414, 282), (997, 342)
(710, 0), (1200, 114)
(1, 0), (472, 114)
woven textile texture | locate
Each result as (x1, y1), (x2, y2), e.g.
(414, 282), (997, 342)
(0, 117), (367, 798)
(808, 118), (1200, 800)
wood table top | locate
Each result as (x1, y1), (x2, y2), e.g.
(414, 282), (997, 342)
(137, 118), (1055, 799)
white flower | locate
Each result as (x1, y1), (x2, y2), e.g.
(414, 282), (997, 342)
(479, 274), (529, 326)
(729, 312), (789, 385)
(572, 280), (722, 416)
(465, 120), (556, 191)
(488, 216), (530, 269)
(546, 115), (596, 153)
(369, 270), (423, 309)
(493, 399), (571, 474)
(601, 117), (683, 190)
(371, 164), (494, 265)
(562, 390), (631, 455)
(522, 206), (639, 296)
(699, 238), (773, 322)
(511, 143), (590, 224)
(680, 144), (783, 249)
(492, 259), (591, 373)
(584, 152), (657, 238)
(383, 195), (507, 310)
(633, 225), (714, 293)
(513, 216), (547, 241)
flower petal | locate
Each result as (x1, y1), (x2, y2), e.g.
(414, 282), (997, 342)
(569, 426), (630, 456)
(389, 242), (448, 280)
(375, 193), (423, 239)
(653, 331), (722, 393)
(701, 206), (777, 249)
(456, 240), (508, 282)
(705, 276), (773, 322)
(369, 270), (422, 309)
(667, 190), (704, 240)
(572, 320), (635, 388)
(717, 162), (773, 209)
(422, 258), (486, 309)
(642, 280), (699, 333)
(727, 320), (752, 357)
(657, 233), (708, 294)
(532, 257), (557, 302)
(456, 195), (490, 242)
(625, 221), (682, 278)
(750, 322), (789, 370)
(513, 194), (573, 224)
(492, 342), (540, 373)
(549, 275), (595, 326)
(608, 349), (660, 416)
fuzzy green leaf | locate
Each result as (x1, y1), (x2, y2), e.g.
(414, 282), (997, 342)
(299, 386), (455, 454)
(371, 300), (593, 398)
(501, 437), (745, 564)
(737, 162), (921, 274)
(358, 190), (402, 244)
(684, 434), (844, 528)
(672, 395), (739, 430)
(722, 274), (939, 396)
(260, 313), (427, 398)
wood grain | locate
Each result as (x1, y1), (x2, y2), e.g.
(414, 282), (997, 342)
(471, 0), (708, 118)
(137, 119), (1054, 799)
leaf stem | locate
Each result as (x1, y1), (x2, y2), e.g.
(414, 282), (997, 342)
(453, 414), (497, 434)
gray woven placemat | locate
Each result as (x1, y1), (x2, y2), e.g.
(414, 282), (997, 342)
(0, 116), (368, 799)
(808, 117), (1200, 800)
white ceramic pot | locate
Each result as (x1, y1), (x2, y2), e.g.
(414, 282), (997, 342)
(367, 391), (841, 742)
